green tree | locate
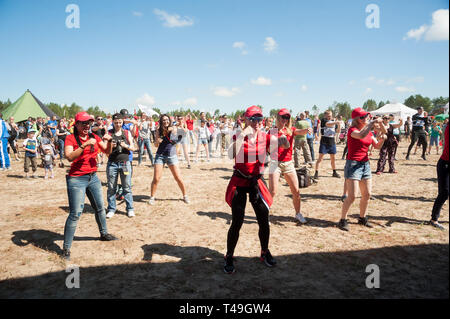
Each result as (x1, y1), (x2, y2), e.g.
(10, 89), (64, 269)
(363, 99), (378, 112)
(432, 96), (449, 108)
(378, 101), (385, 108)
(0, 99), (12, 112)
(311, 105), (319, 115)
(333, 102), (352, 120)
(404, 95), (433, 112)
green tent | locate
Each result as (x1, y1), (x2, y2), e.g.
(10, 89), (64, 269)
(2, 90), (58, 122)
(434, 113), (449, 122)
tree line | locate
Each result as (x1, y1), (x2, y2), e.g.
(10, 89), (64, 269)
(0, 95), (447, 121)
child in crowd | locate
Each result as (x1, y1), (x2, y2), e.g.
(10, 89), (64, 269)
(42, 145), (56, 179)
(22, 129), (39, 179)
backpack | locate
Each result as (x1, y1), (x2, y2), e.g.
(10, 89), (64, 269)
(297, 167), (313, 188)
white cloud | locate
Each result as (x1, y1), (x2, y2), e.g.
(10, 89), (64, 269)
(232, 41), (245, 49)
(425, 9), (449, 41)
(348, 80), (356, 85)
(300, 85), (308, 92)
(364, 88), (373, 94)
(213, 87), (240, 97)
(132, 11), (143, 17)
(403, 9), (449, 41)
(232, 42), (248, 55)
(403, 25), (427, 41)
(386, 79), (396, 86)
(264, 37), (278, 52)
(251, 76), (272, 86)
(153, 8), (194, 28)
(395, 86), (415, 93)
(274, 92), (285, 97)
(136, 93), (155, 106)
(171, 101), (182, 106)
(184, 97), (197, 106)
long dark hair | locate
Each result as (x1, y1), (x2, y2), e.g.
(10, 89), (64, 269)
(158, 114), (172, 137)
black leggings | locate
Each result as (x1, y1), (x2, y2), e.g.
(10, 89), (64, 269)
(227, 186), (270, 256)
(431, 159), (449, 222)
(407, 131), (427, 156)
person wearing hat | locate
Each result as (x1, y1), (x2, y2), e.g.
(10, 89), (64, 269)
(223, 106), (290, 274)
(115, 108), (138, 200)
(104, 113), (137, 218)
(268, 108), (312, 224)
(314, 110), (340, 179)
(406, 107), (429, 160)
(62, 112), (117, 260)
(21, 128), (39, 178)
(338, 108), (385, 231)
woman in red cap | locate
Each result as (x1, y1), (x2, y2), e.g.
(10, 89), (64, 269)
(338, 108), (385, 231)
(62, 112), (117, 260)
(223, 106), (289, 274)
(268, 108), (312, 224)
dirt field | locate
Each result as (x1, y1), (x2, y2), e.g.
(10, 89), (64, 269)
(0, 141), (448, 299)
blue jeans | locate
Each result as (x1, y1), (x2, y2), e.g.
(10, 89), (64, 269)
(344, 160), (372, 180)
(63, 173), (108, 250)
(58, 139), (65, 159)
(107, 161), (134, 212)
(138, 137), (154, 165)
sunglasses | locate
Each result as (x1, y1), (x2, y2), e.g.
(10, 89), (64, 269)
(281, 115), (291, 120)
(359, 114), (369, 120)
(248, 116), (264, 123)
(79, 121), (92, 126)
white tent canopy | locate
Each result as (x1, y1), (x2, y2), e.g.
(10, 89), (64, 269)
(444, 103), (449, 113)
(137, 104), (159, 117)
(370, 103), (417, 122)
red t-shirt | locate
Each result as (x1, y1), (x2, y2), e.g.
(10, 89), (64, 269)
(65, 134), (102, 176)
(233, 131), (270, 176)
(346, 127), (373, 162)
(441, 124), (449, 162)
(186, 120), (194, 131)
(269, 127), (294, 162)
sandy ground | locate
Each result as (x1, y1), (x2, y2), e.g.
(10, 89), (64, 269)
(0, 141), (448, 299)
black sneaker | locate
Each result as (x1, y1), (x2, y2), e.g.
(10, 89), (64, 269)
(313, 171), (319, 180)
(358, 216), (373, 228)
(421, 155), (427, 161)
(100, 233), (118, 241)
(338, 219), (349, 231)
(223, 255), (235, 274)
(430, 220), (445, 230)
(341, 194), (348, 202)
(62, 249), (71, 261)
(332, 170), (341, 178)
(405, 155), (410, 160)
(260, 250), (277, 267)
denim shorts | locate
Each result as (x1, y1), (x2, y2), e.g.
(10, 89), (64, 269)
(344, 160), (372, 180)
(198, 138), (208, 145)
(154, 153), (179, 166)
(430, 136), (440, 146)
(319, 143), (337, 154)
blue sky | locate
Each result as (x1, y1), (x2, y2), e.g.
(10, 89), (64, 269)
(0, 0), (448, 116)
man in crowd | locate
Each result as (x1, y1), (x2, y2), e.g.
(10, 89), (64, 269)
(406, 107), (430, 161)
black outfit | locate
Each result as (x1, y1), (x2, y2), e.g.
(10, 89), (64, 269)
(406, 113), (429, 158)
(227, 185), (270, 256)
(431, 159), (449, 222)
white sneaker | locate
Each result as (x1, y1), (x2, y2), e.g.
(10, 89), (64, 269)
(106, 211), (115, 219)
(295, 212), (307, 224)
(183, 196), (190, 204)
(127, 210), (135, 218)
(147, 197), (155, 205)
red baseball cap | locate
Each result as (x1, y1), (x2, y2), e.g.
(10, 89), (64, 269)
(351, 108), (370, 119)
(244, 105), (263, 118)
(75, 112), (94, 122)
(278, 108), (291, 117)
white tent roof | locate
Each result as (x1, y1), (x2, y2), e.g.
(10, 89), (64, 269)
(370, 103), (417, 121)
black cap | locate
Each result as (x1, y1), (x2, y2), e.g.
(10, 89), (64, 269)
(120, 109), (131, 118)
(112, 113), (124, 120)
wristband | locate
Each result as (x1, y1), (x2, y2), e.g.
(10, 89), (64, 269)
(80, 145), (86, 150)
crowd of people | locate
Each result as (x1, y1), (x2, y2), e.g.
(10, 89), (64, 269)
(0, 105), (448, 271)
